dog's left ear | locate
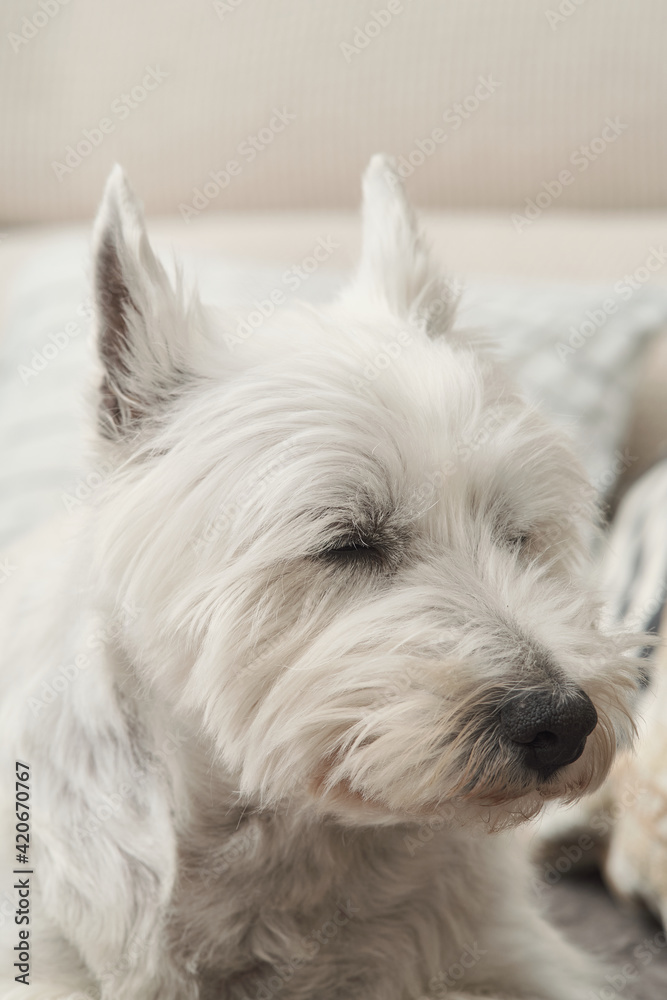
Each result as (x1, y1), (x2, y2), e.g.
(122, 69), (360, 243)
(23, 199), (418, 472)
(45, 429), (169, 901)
(348, 154), (457, 337)
(93, 165), (195, 439)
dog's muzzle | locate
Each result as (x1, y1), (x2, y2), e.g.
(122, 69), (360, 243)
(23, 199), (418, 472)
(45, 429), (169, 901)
(499, 687), (598, 779)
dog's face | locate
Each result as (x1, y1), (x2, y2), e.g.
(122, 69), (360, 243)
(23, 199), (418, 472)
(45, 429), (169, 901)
(90, 157), (638, 829)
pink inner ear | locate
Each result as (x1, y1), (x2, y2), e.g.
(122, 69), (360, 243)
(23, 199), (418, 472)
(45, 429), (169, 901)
(96, 233), (144, 436)
(310, 751), (419, 819)
(310, 765), (446, 825)
(310, 749), (376, 808)
(311, 773), (393, 821)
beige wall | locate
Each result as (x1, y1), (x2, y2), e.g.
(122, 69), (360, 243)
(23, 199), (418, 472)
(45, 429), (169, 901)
(1, 0), (666, 223)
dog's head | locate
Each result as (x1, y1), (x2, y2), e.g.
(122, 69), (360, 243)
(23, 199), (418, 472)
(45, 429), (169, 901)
(90, 156), (639, 829)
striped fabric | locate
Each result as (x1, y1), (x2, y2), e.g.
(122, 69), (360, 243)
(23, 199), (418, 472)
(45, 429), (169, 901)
(601, 458), (667, 653)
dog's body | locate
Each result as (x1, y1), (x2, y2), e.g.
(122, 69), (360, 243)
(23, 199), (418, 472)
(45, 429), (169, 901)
(0, 157), (640, 1000)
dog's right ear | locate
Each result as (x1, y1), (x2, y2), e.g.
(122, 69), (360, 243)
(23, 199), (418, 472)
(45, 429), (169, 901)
(346, 154), (457, 337)
(93, 165), (194, 439)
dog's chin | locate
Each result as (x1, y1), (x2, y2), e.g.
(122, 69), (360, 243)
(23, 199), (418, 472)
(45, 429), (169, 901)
(308, 730), (616, 831)
(449, 737), (616, 831)
(308, 772), (584, 832)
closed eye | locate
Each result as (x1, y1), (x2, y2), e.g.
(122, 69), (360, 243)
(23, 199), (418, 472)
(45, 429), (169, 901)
(313, 504), (407, 574)
(317, 530), (394, 573)
(322, 533), (379, 556)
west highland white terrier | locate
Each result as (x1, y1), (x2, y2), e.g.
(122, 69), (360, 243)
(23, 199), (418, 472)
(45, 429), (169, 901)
(0, 156), (641, 1000)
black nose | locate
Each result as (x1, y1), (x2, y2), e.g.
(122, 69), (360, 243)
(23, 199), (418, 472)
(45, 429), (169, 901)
(500, 688), (598, 778)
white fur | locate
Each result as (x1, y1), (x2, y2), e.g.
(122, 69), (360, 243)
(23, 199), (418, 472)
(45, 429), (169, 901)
(0, 156), (641, 999)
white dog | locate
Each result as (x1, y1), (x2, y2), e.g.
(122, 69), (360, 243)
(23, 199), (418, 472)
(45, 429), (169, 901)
(0, 156), (640, 1000)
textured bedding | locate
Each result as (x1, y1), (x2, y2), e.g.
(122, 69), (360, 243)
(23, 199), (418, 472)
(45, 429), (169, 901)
(548, 872), (667, 1000)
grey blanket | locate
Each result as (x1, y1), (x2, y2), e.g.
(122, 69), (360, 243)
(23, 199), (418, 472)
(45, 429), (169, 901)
(548, 875), (667, 999)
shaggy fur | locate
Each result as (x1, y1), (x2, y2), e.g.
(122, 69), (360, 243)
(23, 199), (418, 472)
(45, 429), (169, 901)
(0, 156), (641, 999)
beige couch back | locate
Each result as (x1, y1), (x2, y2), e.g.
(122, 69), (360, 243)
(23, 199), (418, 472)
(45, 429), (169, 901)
(1, 0), (666, 223)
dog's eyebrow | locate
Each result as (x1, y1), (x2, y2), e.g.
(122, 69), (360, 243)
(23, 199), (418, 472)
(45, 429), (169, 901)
(317, 498), (412, 562)
(322, 496), (395, 537)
